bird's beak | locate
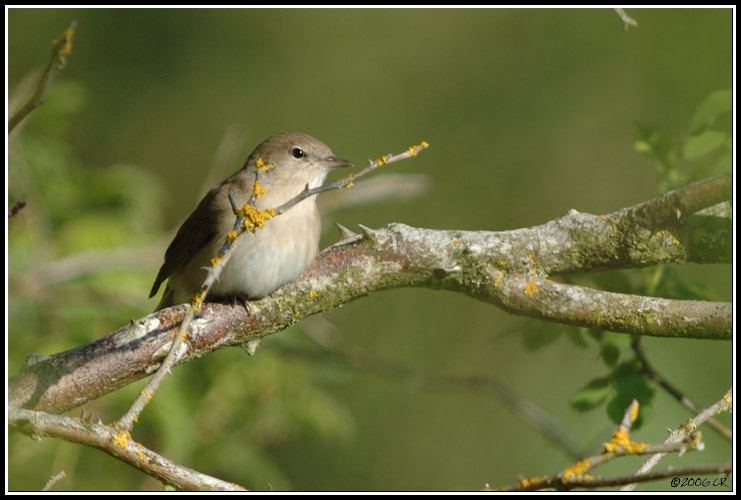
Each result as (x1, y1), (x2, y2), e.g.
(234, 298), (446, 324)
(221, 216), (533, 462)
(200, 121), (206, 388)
(325, 155), (353, 169)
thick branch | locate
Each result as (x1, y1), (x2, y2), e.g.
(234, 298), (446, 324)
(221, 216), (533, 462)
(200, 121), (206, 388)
(8, 175), (731, 414)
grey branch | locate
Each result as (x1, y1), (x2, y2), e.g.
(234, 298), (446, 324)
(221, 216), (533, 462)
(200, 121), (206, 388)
(8, 174), (731, 416)
(497, 396), (731, 491)
(620, 387), (733, 491)
(8, 22), (76, 133)
(614, 8), (638, 29)
(8, 406), (247, 491)
(113, 141), (430, 431)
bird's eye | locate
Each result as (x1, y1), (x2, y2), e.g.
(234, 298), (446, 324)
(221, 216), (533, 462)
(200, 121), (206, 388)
(291, 147), (305, 159)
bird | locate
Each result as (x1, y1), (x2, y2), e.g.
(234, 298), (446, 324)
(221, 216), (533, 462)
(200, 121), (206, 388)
(149, 132), (352, 311)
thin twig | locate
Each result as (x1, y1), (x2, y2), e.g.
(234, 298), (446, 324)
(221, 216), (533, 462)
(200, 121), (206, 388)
(614, 8), (638, 29)
(116, 141), (429, 430)
(498, 398), (716, 491)
(41, 471), (67, 492)
(9, 406), (247, 491)
(274, 142), (430, 215)
(8, 200), (27, 218)
(8, 21), (76, 133)
(620, 387), (732, 491)
(298, 316), (583, 460)
(632, 337), (732, 440)
(492, 462), (731, 491)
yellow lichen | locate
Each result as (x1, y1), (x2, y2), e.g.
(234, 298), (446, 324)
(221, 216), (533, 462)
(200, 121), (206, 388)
(629, 401), (640, 424)
(255, 157), (274, 172)
(309, 290), (319, 299)
(562, 458), (591, 482)
(603, 429), (648, 454)
(407, 141), (429, 156)
(191, 291), (206, 310)
(252, 180), (268, 200)
(112, 429), (131, 449)
(53, 24), (76, 56)
(210, 254), (223, 267)
(723, 394), (732, 411)
(493, 270), (503, 288)
(524, 280), (541, 295)
(242, 204), (276, 233)
(518, 475), (547, 489)
(376, 155), (389, 166)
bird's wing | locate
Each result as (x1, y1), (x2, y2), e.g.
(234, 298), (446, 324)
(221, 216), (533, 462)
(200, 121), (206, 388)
(149, 188), (224, 298)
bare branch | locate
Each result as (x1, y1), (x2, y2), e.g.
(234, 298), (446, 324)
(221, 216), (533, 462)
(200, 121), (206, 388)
(8, 200), (27, 218)
(614, 8), (638, 29)
(115, 141), (430, 430)
(8, 21), (76, 133)
(633, 338), (732, 440)
(494, 276), (730, 339)
(620, 387), (733, 491)
(298, 317), (583, 461)
(8, 175), (731, 415)
(113, 141), (429, 431)
(496, 397), (730, 491)
(8, 406), (247, 491)
(41, 471), (67, 492)
(493, 461), (731, 491)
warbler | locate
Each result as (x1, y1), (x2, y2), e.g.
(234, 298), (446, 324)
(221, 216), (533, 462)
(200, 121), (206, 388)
(150, 133), (352, 310)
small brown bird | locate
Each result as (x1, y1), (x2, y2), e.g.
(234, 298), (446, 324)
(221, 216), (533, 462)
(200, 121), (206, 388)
(150, 133), (352, 311)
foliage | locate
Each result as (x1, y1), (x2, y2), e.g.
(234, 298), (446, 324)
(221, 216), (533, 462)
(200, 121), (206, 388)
(8, 76), (355, 491)
(557, 90), (731, 428)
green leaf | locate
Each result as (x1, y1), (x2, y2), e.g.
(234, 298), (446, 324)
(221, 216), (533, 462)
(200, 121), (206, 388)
(688, 89), (732, 135)
(600, 342), (621, 368)
(570, 377), (611, 412)
(634, 123), (676, 173)
(598, 332), (633, 368)
(682, 130), (727, 160)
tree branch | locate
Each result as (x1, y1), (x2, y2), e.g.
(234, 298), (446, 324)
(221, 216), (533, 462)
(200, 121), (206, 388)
(8, 174), (731, 414)
(296, 317), (584, 460)
(114, 141), (430, 431)
(8, 406), (247, 491)
(619, 387), (733, 491)
(496, 396), (731, 491)
(8, 21), (76, 133)
(632, 337), (732, 440)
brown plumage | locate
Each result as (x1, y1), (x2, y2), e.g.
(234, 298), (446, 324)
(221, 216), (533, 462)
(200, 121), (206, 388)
(150, 133), (351, 311)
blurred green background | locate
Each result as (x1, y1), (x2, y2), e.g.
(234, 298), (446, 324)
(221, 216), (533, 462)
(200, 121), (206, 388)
(7, 7), (732, 492)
